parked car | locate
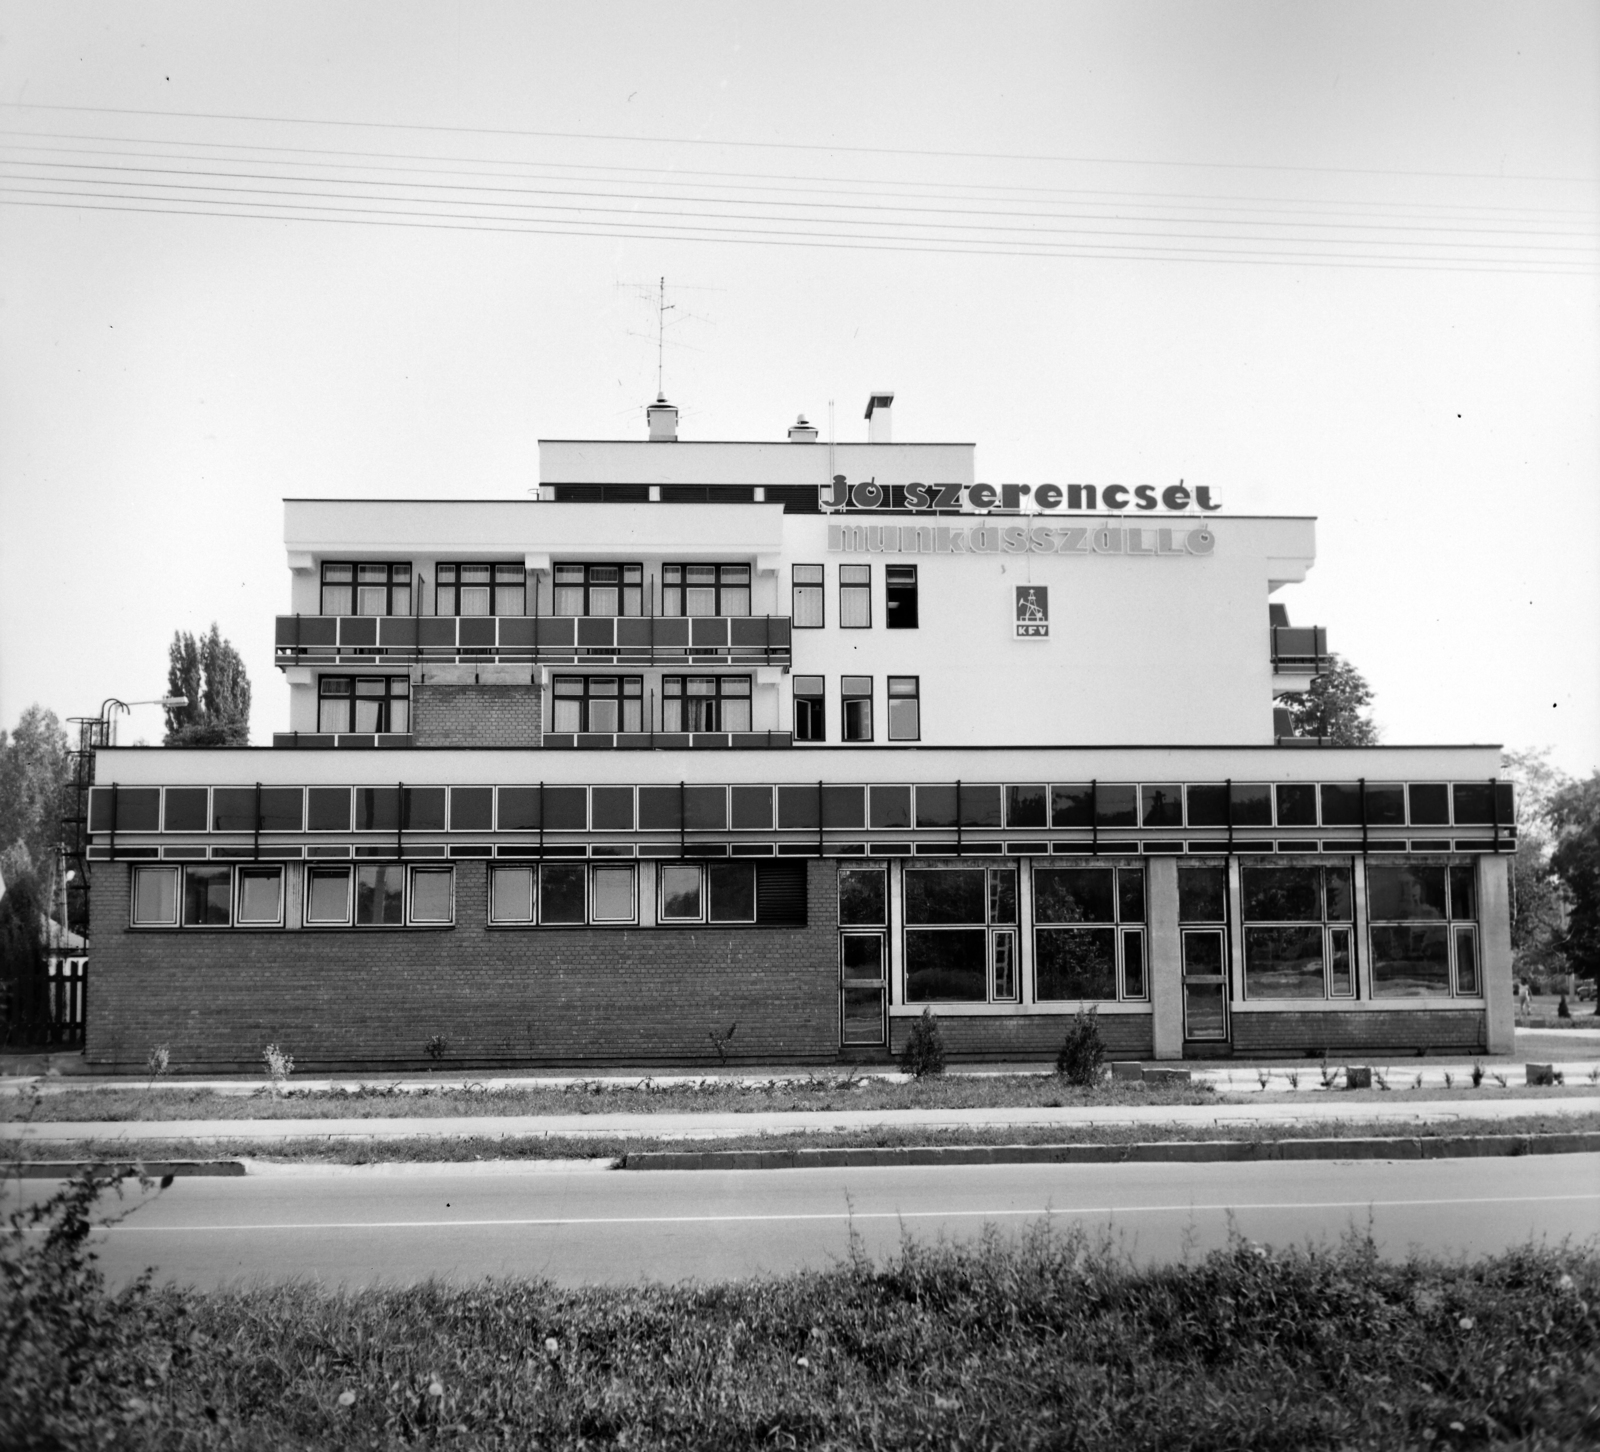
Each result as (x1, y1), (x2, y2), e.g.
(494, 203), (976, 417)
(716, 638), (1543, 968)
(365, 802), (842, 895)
(1577, 979), (1597, 1002)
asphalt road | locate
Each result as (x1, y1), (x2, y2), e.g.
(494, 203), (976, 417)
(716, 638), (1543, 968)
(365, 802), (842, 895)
(18, 1153), (1599, 1291)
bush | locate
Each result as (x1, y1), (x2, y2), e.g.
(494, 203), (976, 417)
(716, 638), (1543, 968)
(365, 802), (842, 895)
(1055, 1007), (1106, 1085)
(901, 1007), (946, 1077)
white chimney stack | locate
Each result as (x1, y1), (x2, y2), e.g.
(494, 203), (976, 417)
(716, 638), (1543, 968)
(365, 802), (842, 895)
(787, 413), (818, 442)
(865, 391), (894, 444)
(647, 394), (679, 442)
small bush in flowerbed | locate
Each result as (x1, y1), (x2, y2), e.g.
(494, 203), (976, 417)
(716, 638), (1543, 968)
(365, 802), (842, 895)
(5, 1177), (1599, 1451)
(1055, 1006), (1106, 1086)
(900, 1007), (947, 1078)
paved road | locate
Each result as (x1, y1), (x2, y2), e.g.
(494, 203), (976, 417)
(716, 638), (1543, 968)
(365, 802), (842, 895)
(18, 1154), (1598, 1292)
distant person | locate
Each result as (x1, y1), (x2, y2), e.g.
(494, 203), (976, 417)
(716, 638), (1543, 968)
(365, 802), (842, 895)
(1558, 994), (1571, 1020)
(1517, 980), (1533, 1018)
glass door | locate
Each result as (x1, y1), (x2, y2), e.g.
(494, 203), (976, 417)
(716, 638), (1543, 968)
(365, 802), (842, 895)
(1181, 929), (1230, 1042)
(840, 932), (887, 1046)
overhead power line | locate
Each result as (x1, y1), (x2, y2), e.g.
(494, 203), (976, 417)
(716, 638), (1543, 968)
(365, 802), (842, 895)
(4, 101), (1594, 185)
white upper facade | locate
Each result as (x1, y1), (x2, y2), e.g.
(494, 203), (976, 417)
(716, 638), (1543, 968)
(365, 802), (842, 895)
(277, 393), (1319, 748)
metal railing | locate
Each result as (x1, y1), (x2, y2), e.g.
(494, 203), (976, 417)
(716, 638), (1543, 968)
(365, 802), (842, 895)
(275, 614), (792, 668)
(1270, 625), (1329, 675)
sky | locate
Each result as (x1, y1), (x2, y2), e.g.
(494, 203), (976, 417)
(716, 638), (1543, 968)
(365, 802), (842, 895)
(1, 2), (1596, 773)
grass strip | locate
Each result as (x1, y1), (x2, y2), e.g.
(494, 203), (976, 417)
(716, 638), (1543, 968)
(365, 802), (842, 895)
(11, 1074), (1215, 1122)
(10, 1110), (1599, 1166)
(6, 1171), (1598, 1450)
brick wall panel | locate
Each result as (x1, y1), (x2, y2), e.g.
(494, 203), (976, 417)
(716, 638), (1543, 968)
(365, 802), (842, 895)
(412, 684), (541, 748)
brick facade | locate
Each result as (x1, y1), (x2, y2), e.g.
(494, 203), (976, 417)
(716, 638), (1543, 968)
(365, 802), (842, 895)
(890, 1011), (1154, 1062)
(86, 860), (838, 1073)
(411, 682), (541, 748)
(1230, 1009), (1487, 1056)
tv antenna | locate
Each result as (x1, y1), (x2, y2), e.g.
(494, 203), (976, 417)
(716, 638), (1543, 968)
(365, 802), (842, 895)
(616, 278), (721, 408)
(652, 276), (673, 397)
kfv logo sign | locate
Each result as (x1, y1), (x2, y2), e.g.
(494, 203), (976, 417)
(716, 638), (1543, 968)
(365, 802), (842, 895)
(1014, 585), (1049, 638)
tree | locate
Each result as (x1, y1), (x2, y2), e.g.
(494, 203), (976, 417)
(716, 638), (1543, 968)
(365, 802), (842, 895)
(0, 706), (73, 897)
(1502, 748), (1571, 974)
(1548, 771), (1600, 984)
(1278, 654), (1380, 745)
(0, 875), (48, 1045)
(164, 624), (251, 747)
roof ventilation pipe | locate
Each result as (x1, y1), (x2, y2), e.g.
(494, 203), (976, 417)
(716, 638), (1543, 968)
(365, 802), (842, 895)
(865, 391), (894, 444)
(647, 394), (679, 442)
(787, 414), (818, 442)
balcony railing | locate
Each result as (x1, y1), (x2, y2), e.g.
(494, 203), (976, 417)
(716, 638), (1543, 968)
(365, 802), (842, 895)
(270, 730), (794, 750)
(272, 733), (415, 750)
(275, 614), (792, 669)
(1271, 626), (1329, 676)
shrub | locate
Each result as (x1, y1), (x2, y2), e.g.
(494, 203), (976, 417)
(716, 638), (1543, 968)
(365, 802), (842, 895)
(1055, 1007), (1105, 1086)
(901, 1008), (946, 1078)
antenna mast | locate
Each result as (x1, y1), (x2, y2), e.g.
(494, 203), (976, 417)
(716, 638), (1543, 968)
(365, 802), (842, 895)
(656, 276), (675, 397)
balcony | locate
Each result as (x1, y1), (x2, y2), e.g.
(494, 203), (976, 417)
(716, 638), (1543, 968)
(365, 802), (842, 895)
(275, 614), (792, 669)
(1270, 625), (1329, 677)
(542, 731), (793, 750)
(271, 733), (415, 750)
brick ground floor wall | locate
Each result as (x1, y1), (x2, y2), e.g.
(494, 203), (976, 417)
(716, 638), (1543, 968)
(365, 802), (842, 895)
(889, 1012), (1154, 1062)
(1229, 1010), (1487, 1057)
(85, 861), (839, 1073)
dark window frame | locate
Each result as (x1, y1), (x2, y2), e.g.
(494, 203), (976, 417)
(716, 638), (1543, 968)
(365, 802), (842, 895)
(318, 675), (410, 735)
(661, 563), (751, 618)
(1032, 863), (1148, 1003)
(839, 563), (872, 629)
(885, 565), (919, 629)
(551, 562), (643, 618)
(662, 675), (753, 733)
(550, 674), (645, 734)
(886, 676), (920, 742)
(792, 564), (824, 628)
(320, 560), (412, 617)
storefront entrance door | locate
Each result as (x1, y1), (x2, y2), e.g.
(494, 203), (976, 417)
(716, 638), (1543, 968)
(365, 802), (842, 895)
(1181, 929), (1230, 1042)
(840, 932), (887, 1046)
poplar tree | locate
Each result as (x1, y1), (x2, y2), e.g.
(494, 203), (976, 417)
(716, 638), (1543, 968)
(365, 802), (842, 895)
(164, 624), (252, 747)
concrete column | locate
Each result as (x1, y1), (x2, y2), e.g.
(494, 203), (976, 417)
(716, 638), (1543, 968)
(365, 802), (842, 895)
(1147, 856), (1183, 1059)
(1479, 854), (1514, 1054)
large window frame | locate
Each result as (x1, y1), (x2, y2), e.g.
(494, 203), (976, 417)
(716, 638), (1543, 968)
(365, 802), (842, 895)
(550, 675), (644, 734)
(302, 863), (454, 928)
(318, 676), (410, 735)
(662, 564), (751, 618)
(792, 565), (824, 628)
(1240, 862), (1356, 1001)
(552, 562), (642, 618)
(839, 564), (872, 628)
(841, 676), (873, 742)
(903, 865), (1018, 1005)
(1367, 860), (1481, 998)
(793, 675), (825, 742)
(130, 863), (287, 930)
(662, 675), (752, 733)
(885, 565), (919, 629)
(321, 561), (412, 617)
(488, 862), (639, 926)
(1032, 864), (1147, 1003)
(887, 677), (920, 741)
(437, 563), (526, 617)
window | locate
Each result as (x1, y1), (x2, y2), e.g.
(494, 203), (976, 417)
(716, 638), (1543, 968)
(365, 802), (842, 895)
(409, 867), (454, 925)
(1368, 861), (1480, 997)
(487, 863), (640, 926)
(839, 564), (871, 628)
(1241, 864), (1354, 999)
(887, 677), (920, 741)
(301, 863), (453, 927)
(793, 675), (825, 742)
(552, 563), (642, 617)
(842, 677), (873, 742)
(236, 867), (285, 927)
(663, 564), (750, 617)
(355, 863), (405, 926)
(551, 675), (643, 734)
(438, 563), (526, 617)
(904, 866), (1018, 1004)
(134, 864), (286, 929)
(653, 860), (807, 926)
(306, 866), (353, 924)
(131, 866), (179, 926)
(663, 676), (751, 733)
(792, 565), (824, 627)
(1033, 866), (1147, 1001)
(839, 866), (887, 926)
(886, 565), (918, 629)
(318, 676), (409, 734)
(321, 561), (411, 617)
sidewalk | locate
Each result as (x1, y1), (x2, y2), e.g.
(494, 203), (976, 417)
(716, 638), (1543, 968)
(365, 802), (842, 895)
(8, 1093), (1599, 1146)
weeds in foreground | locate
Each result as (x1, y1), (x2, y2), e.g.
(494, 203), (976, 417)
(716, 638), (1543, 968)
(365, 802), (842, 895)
(1472, 1060), (1486, 1088)
(3, 1174), (1597, 1451)
(262, 1042), (294, 1097)
(900, 1009), (946, 1078)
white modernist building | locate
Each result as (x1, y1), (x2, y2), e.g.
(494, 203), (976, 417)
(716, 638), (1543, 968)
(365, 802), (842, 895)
(83, 393), (1513, 1071)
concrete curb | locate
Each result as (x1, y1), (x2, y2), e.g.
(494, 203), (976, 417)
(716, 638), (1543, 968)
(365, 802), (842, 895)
(621, 1131), (1600, 1171)
(6, 1160), (247, 1180)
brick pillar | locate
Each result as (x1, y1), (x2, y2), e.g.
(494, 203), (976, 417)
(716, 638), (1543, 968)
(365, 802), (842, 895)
(1147, 856), (1183, 1060)
(1479, 853), (1514, 1054)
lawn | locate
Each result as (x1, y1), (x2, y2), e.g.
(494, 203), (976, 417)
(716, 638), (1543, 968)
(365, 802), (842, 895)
(5, 1169), (1597, 1450)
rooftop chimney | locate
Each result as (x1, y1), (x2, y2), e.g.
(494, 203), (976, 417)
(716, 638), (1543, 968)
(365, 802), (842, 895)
(865, 391), (894, 444)
(646, 394), (679, 442)
(787, 413), (818, 443)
